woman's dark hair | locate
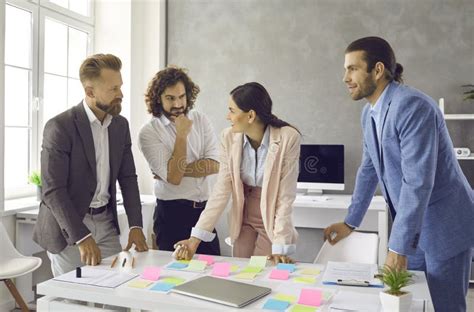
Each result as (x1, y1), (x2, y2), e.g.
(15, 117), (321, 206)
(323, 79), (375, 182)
(145, 66), (200, 117)
(230, 82), (299, 133)
(345, 36), (403, 83)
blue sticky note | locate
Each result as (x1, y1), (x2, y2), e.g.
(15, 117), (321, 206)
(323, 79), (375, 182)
(263, 299), (290, 311)
(150, 282), (175, 292)
(276, 263), (296, 273)
(167, 262), (188, 269)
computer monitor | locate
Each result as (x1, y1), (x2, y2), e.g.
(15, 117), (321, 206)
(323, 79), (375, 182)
(297, 144), (344, 194)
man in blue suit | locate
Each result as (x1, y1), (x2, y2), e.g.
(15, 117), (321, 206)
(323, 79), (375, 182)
(324, 37), (474, 311)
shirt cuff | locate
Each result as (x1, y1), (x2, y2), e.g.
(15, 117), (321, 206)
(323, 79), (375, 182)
(389, 248), (405, 256)
(191, 227), (216, 242)
(344, 222), (356, 230)
(76, 233), (92, 245)
(272, 243), (296, 255)
(129, 226), (142, 230)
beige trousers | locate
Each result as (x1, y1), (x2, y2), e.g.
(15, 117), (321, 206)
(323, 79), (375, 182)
(233, 184), (272, 258)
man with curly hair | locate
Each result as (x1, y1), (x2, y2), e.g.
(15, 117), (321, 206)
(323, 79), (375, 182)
(138, 66), (221, 255)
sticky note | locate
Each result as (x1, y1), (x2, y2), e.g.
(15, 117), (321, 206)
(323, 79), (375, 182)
(298, 289), (322, 307)
(269, 269), (290, 280)
(177, 260), (190, 264)
(198, 254), (215, 265)
(167, 262), (188, 270)
(187, 260), (207, 271)
(276, 263), (296, 272)
(249, 256), (267, 268)
(212, 262), (231, 277)
(230, 264), (239, 272)
(294, 276), (316, 284)
(263, 298), (290, 310)
(299, 268), (320, 276)
(150, 282), (175, 292)
(274, 293), (297, 303)
(242, 266), (263, 273)
(234, 272), (257, 280)
(290, 304), (317, 312)
(160, 277), (185, 285)
(141, 266), (161, 281)
(127, 279), (153, 288)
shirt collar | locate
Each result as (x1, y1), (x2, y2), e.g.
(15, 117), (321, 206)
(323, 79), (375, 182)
(243, 126), (270, 149)
(82, 100), (112, 127)
(158, 114), (172, 127)
(370, 83), (390, 119)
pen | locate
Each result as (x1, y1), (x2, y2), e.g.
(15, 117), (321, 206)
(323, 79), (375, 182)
(110, 256), (118, 268)
(336, 279), (370, 287)
(132, 257), (135, 268)
(122, 258), (127, 267)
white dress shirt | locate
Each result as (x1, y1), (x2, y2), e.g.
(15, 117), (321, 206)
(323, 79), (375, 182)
(138, 110), (219, 202)
(240, 126), (270, 187)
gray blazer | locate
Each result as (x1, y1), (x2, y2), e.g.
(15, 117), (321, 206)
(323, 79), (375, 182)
(33, 102), (143, 254)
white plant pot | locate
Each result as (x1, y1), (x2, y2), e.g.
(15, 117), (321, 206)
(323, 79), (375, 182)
(379, 291), (412, 312)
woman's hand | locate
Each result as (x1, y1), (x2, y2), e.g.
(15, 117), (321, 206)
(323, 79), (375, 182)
(172, 237), (201, 260)
(267, 254), (295, 265)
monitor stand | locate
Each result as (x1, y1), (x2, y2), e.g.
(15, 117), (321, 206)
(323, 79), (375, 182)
(304, 189), (323, 196)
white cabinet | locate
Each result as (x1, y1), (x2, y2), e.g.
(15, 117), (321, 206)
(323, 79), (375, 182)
(439, 98), (474, 160)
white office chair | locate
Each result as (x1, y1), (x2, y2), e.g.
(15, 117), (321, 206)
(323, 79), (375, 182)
(314, 231), (379, 265)
(0, 222), (42, 312)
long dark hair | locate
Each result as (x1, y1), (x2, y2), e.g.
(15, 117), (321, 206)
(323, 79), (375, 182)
(345, 36), (403, 83)
(230, 82), (299, 133)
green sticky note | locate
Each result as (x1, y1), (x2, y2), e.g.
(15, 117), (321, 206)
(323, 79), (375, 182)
(290, 304), (317, 312)
(274, 293), (297, 303)
(293, 276), (316, 284)
(187, 260), (207, 271)
(160, 277), (185, 285)
(127, 279), (153, 288)
(234, 272), (257, 280)
(249, 256), (267, 268)
(230, 264), (239, 272)
(299, 268), (320, 276)
(242, 266), (263, 273)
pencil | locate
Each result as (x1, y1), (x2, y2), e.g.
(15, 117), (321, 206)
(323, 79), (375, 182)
(122, 258), (127, 267)
(131, 257), (135, 268)
(110, 256), (118, 268)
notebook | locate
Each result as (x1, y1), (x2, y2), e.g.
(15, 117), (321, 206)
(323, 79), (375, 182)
(171, 276), (271, 308)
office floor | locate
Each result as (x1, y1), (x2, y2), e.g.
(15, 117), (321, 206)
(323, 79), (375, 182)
(9, 284), (474, 311)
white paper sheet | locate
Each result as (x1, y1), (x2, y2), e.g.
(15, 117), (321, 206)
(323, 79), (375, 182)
(322, 261), (383, 287)
(53, 267), (137, 288)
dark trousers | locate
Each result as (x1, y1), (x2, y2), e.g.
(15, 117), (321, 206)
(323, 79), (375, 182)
(153, 198), (221, 256)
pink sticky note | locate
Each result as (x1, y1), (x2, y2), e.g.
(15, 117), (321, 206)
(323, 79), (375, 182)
(269, 269), (290, 280)
(298, 289), (322, 307)
(141, 266), (161, 281)
(212, 262), (231, 277)
(198, 254), (215, 265)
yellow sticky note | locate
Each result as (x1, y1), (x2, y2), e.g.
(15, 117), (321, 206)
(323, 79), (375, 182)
(290, 304), (317, 312)
(127, 279), (153, 288)
(234, 272), (257, 280)
(160, 277), (185, 285)
(249, 256), (267, 268)
(293, 276), (316, 284)
(177, 260), (190, 264)
(187, 260), (207, 271)
(242, 266), (263, 273)
(230, 264), (239, 272)
(274, 293), (297, 303)
(299, 268), (321, 276)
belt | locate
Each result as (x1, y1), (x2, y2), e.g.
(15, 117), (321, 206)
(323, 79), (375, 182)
(157, 199), (207, 209)
(87, 205), (107, 215)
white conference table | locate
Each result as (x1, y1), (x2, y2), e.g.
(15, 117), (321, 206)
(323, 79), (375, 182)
(36, 250), (433, 312)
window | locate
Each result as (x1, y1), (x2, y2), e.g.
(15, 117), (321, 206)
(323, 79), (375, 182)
(3, 0), (93, 205)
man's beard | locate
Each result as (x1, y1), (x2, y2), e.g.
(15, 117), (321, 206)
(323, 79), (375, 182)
(96, 99), (122, 116)
(163, 107), (186, 120)
(352, 75), (377, 101)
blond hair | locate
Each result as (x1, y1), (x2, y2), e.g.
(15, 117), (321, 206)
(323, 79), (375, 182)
(79, 54), (122, 85)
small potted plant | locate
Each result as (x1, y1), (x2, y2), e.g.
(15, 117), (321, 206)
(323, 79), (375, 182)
(377, 265), (414, 312)
(462, 84), (474, 101)
(28, 171), (42, 201)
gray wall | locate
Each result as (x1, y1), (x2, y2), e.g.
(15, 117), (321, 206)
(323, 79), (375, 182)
(167, 0), (474, 260)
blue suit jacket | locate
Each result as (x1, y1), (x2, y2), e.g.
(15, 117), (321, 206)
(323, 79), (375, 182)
(345, 82), (474, 260)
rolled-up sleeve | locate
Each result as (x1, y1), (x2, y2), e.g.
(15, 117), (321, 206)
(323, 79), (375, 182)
(138, 123), (171, 182)
(201, 114), (219, 162)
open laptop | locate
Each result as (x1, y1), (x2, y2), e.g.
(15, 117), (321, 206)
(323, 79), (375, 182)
(171, 276), (271, 308)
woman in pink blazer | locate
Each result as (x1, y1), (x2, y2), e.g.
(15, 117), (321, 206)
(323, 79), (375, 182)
(175, 82), (301, 264)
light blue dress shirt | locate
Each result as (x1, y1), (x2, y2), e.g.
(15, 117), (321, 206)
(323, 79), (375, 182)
(240, 126), (270, 187)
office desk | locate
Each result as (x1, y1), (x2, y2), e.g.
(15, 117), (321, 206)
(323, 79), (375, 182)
(37, 250), (433, 312)
(293, 195), (388, 264)
(15, 194), (156, 303)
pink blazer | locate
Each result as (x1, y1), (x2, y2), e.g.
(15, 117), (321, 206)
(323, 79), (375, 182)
(195, 125), (300, 246)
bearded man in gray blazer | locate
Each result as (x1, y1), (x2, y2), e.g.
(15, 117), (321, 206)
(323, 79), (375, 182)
(33, 54), (148, 276)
